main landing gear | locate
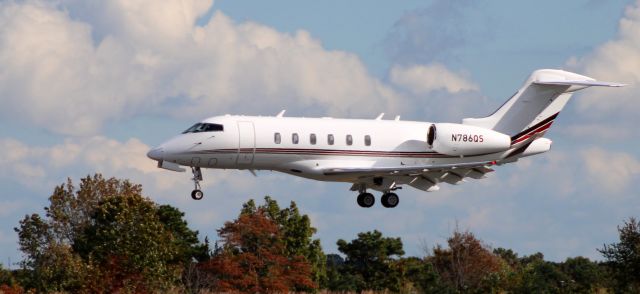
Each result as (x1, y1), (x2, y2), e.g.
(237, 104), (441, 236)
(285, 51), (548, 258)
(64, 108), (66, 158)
(381, 192), (399, 208)
(191, 167), (204, 200)
(357, 193), (375, 208)
(356, 189), (400, 208)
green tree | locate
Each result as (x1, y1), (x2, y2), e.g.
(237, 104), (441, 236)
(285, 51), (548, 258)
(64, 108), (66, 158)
(560, 256), (602, 293)
(335, 230), (405, 291)
(15, 214), (86, 292)
(513, 252), (570, 293)
(325, 253), (354, 290)
(398, 257), (453, 293)
(0, 264), (17, 288)
(74, 194), (181, 292)
(156, 205), (210, 263)
(599, 217), (640, 292)
(493, 247), (519, 268)
(240, 197), (326, 288)
(14, 174), (207, 293)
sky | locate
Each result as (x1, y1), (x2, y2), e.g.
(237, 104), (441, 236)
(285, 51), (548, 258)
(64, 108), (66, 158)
(1, 0), (639, 267)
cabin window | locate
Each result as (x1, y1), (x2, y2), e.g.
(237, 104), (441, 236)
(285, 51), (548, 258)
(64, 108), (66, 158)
(182, 123), (224, 134)
(328, 134), (334, 145)
(365, 135), (371, 146)
(292, 133), (299, 144)
(310, 133), (317, 145)
(346, 134), (353, 146)
(274, 132), (281, 144)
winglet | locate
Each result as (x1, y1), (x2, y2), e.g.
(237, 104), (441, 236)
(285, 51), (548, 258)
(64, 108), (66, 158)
(276, 110), (286, 117)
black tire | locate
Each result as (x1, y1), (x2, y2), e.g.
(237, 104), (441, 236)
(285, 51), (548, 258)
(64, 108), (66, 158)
(191, 189), (204, 200)
(381, 193), (399, 208)
(357, 193), (375, 208)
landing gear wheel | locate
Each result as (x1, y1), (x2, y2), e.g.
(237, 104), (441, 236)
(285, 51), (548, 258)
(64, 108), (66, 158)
(381, 192), (399, 208)
(357, 193), (375, 208)
(191, 189), (204, 200)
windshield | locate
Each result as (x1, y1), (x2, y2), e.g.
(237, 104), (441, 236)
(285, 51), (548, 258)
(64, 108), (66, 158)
(182, 123), (224, 134)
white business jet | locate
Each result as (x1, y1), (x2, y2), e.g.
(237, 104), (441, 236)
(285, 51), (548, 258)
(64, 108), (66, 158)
(147, 69), (622, 207)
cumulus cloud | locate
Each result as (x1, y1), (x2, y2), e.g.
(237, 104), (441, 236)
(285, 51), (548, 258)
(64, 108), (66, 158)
(0, 139), (47, 180)
(0, 134), (284, 216)
(0, 0), (402, 136)
(385, 0), (491, 65)
(568, 0), (640, 117)
(0, 136), (188, 194)
(580, 147), (640, 193)
(390, 63), (478, 94)
(388, 69), (486, 123)
(558, 124), (632, 140)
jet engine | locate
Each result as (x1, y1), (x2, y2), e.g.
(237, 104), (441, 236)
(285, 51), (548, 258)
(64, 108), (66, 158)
(427, 123), (511, 156)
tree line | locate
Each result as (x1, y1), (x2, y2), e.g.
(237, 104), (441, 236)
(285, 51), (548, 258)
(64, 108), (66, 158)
(1, 174), (638, 293)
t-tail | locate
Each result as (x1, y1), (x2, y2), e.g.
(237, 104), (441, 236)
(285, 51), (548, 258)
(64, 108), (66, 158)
(463, 69), (624, 153)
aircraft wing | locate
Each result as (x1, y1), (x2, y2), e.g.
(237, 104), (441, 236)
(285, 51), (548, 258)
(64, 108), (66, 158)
(322, 161), (494, 177)
(323, 161), (495, 192)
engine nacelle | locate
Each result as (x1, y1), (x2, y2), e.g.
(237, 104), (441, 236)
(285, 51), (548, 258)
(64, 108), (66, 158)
(427, 123), (511, 156)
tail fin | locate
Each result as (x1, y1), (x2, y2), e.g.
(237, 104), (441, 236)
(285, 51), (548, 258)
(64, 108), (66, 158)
(463, 69), (623, 144)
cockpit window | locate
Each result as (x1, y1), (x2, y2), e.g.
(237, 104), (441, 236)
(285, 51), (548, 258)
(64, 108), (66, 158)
(182, 123), (224, 134)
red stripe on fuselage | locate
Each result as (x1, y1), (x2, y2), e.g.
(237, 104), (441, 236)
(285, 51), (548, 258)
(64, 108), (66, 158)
(191, 148), (454, 158)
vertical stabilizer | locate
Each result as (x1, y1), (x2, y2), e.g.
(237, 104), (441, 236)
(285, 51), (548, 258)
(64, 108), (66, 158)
(463, 69), (623, 144)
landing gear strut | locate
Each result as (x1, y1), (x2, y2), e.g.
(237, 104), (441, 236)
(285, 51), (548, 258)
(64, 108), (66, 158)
(191, 167), (203, 200)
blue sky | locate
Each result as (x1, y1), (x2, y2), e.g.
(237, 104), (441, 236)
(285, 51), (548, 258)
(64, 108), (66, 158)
(1, 0), (639, 267)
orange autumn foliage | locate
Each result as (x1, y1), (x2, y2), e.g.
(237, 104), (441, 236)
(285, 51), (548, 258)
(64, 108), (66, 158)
(200, 209), (316, 293)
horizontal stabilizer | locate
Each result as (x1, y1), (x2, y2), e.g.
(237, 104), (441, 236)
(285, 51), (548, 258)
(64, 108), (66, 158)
(533, 79), (625, 87)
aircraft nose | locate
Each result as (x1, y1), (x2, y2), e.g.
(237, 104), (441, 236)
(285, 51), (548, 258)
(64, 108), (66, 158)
(147, 147), (163, 161)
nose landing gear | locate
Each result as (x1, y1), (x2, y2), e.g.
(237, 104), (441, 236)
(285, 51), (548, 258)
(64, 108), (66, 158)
(191, 167), (204, 200)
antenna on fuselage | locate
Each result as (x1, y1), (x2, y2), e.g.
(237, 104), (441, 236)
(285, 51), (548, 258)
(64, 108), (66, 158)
(276, 110), (286, 117)
(375, 113), (385, 120)
(395, 115), (401, 121)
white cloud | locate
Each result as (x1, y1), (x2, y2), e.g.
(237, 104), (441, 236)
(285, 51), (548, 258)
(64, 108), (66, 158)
(568, 0), (640, 116)
(580, 147), (640, 193)
(558, 124), (631, 140)
(0, 136), (190, 195)
(0, 0), (402, 136)
(390, 63), (478, 94)
(0, 138), (47, 181)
